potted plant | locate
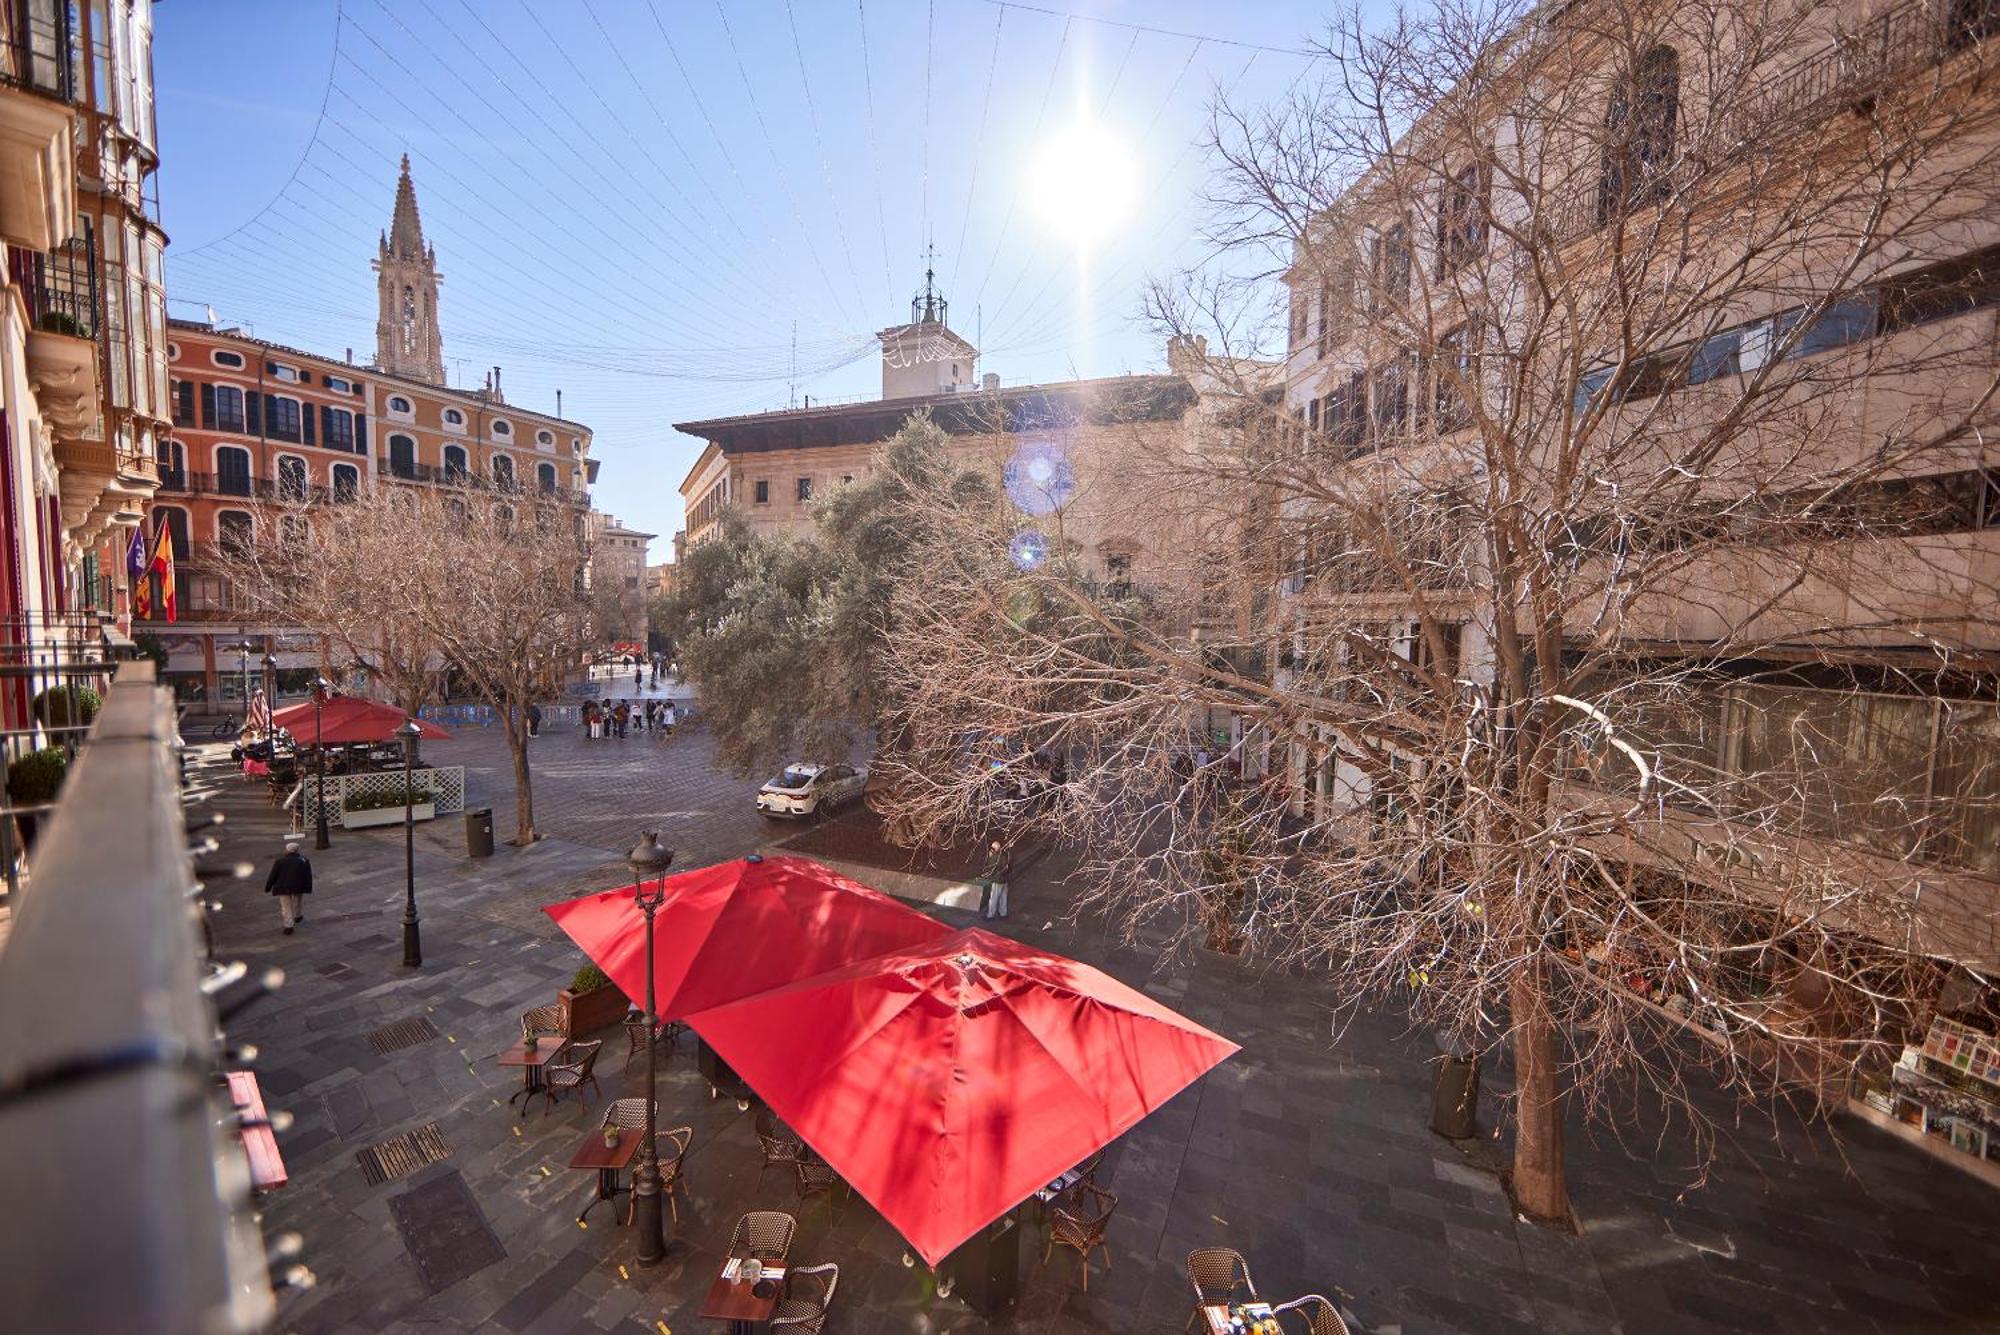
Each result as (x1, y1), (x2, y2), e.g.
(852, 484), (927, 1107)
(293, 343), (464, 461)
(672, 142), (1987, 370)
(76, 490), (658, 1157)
(560, 962), (630, 1035)
(33, 685), (101, 733)
(6, 746), (69, 851)
(601, 1124), (620, 1148)
(341, 784), (436, 829)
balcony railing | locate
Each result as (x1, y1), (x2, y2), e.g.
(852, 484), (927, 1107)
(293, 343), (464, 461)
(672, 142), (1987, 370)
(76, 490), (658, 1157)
(375, 457), (590, 501)
(0, 663), (280, 1331)
(6, 226), (98, 341)
(0, 0), (78, 102)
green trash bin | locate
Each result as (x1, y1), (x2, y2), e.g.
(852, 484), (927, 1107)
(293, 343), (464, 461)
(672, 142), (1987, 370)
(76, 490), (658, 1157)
(464, 806), (494, 858)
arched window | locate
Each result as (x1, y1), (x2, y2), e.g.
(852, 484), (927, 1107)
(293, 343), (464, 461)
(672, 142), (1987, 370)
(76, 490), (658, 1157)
(215, 445), (252, 496)
(277, 455), (309, 501)
(217, 509), (255, 552)
(537, 462), (557, 493)
(1599, 46), (1680, 223)
(536, 429), (554, 446)
(492, 454), (515, 489)
(443, 444), (468, 480)
(492, 419), (512, 437)
(152, 506), (191, 558)
(280, 514), (309, 547)
(388, 394), (413, 415)
(388, 433), (417, 479)
(332, 463), (359, 502)
(495, 503), (516, 529)
(212, 385), (246, 433)
(443, 408), (465, 428)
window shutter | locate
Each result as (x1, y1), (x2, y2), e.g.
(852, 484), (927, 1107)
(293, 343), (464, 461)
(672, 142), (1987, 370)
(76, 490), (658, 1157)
(302, 403), (315, 446)
(354, 412), (368, 454)
(200, 382), (216, 428)
(245, 391), (261, 435)
(320, 405), (335, 450)
(177, 380), (195, 423)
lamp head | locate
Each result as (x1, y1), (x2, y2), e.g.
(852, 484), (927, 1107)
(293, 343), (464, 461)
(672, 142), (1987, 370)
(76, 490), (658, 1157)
(627, 829), (674, 906)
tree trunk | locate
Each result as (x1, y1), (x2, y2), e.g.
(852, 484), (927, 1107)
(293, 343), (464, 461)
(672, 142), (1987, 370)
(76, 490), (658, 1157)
(507, 713), (536, 844)
(1509, 964), (1572, 1229)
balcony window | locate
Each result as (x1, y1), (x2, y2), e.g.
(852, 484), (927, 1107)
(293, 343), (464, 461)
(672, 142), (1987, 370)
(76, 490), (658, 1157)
(267, 395), (302, 443)
(217, 510), (254, 553)
(277, 456), (308, 502)
(492, 454), (515, 488)
(538, 462), (557, 493)
(171, 379), (194, 427)
(1437, 164), (1488, 274)
(332, 464), (359, 502)
(322, 407), (355, 452)
(209, 385), (245, 433)
(153, 506), (190, 559)
(215, 446), (252, 497)
(388, 434), (417, 480)
(443, 444), (468, 481)
(1370, 223), (1411, 314)
(1598, 46), (1680, 225)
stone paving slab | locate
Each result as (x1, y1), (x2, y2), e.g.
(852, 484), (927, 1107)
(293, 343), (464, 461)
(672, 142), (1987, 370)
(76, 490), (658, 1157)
(186, 724), (2000, 1335)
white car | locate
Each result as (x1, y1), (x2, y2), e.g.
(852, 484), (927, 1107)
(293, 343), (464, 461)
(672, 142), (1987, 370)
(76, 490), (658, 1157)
(756, 763), (867, 819)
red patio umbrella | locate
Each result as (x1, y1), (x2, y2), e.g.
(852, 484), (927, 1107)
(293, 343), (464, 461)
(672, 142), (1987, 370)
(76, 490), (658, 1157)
(682, 927), (1240, 1266)
(541, 854), (950, 1021)
(269, 694), (452, 746)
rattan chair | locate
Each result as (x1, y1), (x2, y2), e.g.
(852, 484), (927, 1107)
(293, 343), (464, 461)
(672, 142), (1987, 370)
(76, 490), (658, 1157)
(793, 1151), (849, 1225)
(1043, 1182), (1116, 1292)
(541, 1040), (603, 1115)
(653, 1125), (694, 1223)
(756, 1107), (805, 1189)
(601, 1097), (654, 1131)
(622, 1010), (688, 1066)
(1186, 1247), (1258, 1331)
(520, 1003), (567, 1044)
(1272, 1295), (1352, 1335)
(729, 1210), (797, 1262)
(768, 1262), (838, 1333)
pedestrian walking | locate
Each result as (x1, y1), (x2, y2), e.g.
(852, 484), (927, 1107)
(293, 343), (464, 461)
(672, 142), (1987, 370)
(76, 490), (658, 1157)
(634, 666), (642, 689)
(613, 700), (630, 738)
(661, 698), (677, 736)
(527, 701), (542, 738)
(265, 840), (313, 934)
(978, 837), (1013, 920)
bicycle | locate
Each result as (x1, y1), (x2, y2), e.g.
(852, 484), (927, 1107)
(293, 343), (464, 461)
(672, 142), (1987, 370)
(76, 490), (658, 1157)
(210, 716), (243, 740)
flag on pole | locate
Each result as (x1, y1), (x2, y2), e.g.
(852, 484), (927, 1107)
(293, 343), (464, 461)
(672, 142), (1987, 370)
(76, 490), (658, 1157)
(150, 523), (177, 624)
(128, 526), (151, 619)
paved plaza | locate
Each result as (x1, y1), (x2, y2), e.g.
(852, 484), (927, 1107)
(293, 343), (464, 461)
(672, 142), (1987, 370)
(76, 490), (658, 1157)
(193, 711), (2000, 1335)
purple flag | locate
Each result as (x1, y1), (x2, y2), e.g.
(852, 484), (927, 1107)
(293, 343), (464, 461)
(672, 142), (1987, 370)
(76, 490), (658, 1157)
(126, 525), (147, 582)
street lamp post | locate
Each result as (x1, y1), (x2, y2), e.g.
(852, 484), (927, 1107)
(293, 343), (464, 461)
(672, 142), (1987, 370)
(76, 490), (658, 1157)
(236, 641), (253, 727)
(627, 830), (675, 1265)
(397, 719), (424, 967)
(260, 652), (278, 722)
(312, 675), (332, 851)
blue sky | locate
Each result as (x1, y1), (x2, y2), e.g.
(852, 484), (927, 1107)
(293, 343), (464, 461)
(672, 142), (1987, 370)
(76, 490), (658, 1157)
(157, 1), (1339, 553)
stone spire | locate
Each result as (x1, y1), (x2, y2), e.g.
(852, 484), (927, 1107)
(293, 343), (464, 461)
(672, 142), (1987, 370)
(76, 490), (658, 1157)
(373, 154), (445, 385)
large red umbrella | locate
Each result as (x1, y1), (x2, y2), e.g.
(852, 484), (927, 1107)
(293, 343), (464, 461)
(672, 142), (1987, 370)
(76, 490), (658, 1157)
(682, 927), (1240, 1266)
(541, 854), (950, 1020)
(269, 694), (451, 745)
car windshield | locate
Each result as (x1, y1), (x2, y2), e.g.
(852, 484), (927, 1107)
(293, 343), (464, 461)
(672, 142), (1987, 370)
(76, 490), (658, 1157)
(772, 767), (817, 789)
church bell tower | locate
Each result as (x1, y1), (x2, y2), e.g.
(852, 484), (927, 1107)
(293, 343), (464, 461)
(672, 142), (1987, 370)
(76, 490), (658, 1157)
(373, 155), (445, 385)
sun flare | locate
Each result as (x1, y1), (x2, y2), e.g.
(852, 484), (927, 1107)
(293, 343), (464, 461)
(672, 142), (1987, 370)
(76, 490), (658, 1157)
(1028, 120), (1138, 248)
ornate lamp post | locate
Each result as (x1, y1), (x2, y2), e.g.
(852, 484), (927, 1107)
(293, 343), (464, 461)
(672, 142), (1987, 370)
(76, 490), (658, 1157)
(398, 719), (424, 967)
(312, 675), (332, 850)
(260, 652), (278, 722)
(235, 641), (254, 726)
(627, 829), (675, 1265)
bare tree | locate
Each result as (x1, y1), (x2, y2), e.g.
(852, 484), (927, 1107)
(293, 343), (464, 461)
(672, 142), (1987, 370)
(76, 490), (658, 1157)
(869, 0), (2000, 1225)
(225, 484), (594, 843)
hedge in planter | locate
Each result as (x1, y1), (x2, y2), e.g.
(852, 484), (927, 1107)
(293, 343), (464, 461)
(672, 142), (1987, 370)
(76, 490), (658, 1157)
(7, 747), (68, 806)
(560, 962), (630, 1035)
(33, 686), (101, 732)
(344, 786), (436, 812)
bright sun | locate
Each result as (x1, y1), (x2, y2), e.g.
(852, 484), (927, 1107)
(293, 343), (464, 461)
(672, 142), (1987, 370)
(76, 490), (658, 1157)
(1028, 121), (1138, 248)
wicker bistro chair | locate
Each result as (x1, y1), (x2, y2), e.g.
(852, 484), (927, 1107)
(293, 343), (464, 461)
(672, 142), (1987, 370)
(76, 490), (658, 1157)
(1043, 1182), (1117, 1292)
(622, 1010), (688, 1066)
(520, 1004), (567, 1044)
(602, 1097), (654, 1131)
(793, 1152), (850, 1225)
(653, 1125), (694, 1223)
(768, 1262), (839, 1334)
(541, 1040), (603, 1115)
(1185, 1247), (1259, 1332)
(730, 1210), (798, 1263)
(1272, 1295), (1352, 1335)
(756, 1107), (805, 1189)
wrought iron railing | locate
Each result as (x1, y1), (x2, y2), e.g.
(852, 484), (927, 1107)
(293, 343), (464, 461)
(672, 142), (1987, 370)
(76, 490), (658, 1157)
(6, 226), (98, 340)
(0, 0), (77, 102)
(0, 663), (283, 1331)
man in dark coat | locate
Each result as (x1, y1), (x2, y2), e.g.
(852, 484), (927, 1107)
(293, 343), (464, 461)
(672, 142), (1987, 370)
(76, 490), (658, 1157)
(266, 840), (313, 935)
(978, 838), (1013, 921)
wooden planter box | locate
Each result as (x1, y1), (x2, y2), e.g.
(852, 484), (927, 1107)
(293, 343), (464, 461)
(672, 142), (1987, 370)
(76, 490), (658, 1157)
(561, 982), (630, 1036)
(344, 802), (436, 829)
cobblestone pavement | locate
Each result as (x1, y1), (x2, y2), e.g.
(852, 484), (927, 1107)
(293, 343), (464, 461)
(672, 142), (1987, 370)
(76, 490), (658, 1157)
(192, 724), (2000, 1335)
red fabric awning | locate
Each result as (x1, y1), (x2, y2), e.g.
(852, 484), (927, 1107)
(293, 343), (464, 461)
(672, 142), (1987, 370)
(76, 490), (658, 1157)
(541, 854), (950, 1021)
(269, 694), (451, 746)
(682, 927), (1239, 1266)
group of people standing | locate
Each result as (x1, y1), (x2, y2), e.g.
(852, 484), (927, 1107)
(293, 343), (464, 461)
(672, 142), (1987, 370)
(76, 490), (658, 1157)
(581, 696), (676, 740)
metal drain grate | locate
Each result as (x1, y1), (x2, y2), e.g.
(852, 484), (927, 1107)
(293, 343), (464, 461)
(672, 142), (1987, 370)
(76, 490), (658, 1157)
(357, 1121), (453, 1185)
(366, 1015), (441, 1055)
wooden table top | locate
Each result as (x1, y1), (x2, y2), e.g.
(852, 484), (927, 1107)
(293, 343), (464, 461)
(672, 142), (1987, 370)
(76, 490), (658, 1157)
(699, 1269), (782, 1321)
(226, 1071), (288, 1190)
(497, 1036), (566, 1068)
(567, 1127), (643, 1171)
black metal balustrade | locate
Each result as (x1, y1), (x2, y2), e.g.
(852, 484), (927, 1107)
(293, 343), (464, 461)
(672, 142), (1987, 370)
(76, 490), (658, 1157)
(0, 662), (282, 1332)
(5, 227), (98, 340)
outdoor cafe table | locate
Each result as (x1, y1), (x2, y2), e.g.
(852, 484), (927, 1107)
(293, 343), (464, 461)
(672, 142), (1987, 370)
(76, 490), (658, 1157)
(567, 1126), (642, 1223)
(1202, 1301), (1281, 1334)
(497, 1036), (566, 1116)
(699, 1257), (785, 1333)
